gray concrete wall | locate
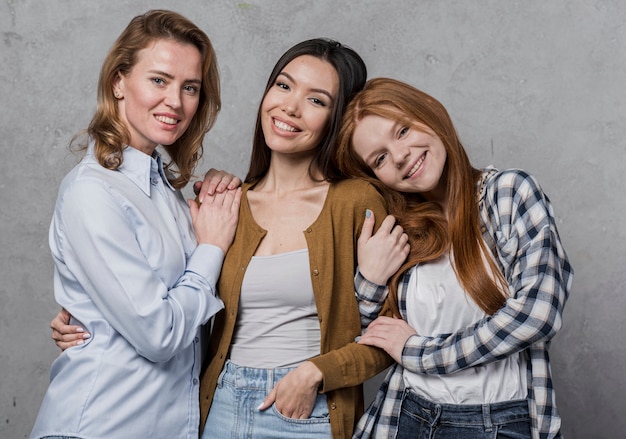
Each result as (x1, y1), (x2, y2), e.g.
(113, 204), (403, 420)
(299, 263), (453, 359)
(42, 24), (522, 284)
(1, 1), (623, 437)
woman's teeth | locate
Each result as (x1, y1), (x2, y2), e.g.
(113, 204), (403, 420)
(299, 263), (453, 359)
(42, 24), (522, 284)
(406, 155), (425, 178)
(156, 115), (178, 125)
(274, 119), (297, 132)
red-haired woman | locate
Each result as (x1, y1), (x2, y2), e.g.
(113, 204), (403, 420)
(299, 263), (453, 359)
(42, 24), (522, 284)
(336, 78), (573, 439)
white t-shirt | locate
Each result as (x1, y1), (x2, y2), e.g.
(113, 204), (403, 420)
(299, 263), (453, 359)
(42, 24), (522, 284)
(403, 252), (527, 404)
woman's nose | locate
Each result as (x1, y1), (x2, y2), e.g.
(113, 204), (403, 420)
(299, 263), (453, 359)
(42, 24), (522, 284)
(164, 87), (182, 109)
(281, 95), (300, 117)
(392, 145), (410, 168)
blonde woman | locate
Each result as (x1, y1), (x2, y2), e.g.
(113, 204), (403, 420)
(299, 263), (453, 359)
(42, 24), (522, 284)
(31, 10), (239, 439)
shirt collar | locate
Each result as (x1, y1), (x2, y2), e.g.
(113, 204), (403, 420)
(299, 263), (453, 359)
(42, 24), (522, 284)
(87, 142), (176, 195)
(152, 150), (176, 191)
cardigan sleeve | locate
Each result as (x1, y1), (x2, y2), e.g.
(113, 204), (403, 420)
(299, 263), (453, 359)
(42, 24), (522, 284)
(308, 180), (394, 392)
(400, 169), (573, 374)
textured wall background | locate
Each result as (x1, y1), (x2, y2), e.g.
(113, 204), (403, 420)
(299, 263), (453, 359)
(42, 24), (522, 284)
(1, 1), (624, 437)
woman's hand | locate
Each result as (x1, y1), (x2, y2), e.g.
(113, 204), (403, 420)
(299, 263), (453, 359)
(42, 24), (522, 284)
(192, 168), (242, 203)
(358, 210), (410, 285)
(51, 308), (90, 351)
(357, 316), (416, 364)
(257, 361), (322, 419)
(189, 187), (241, 254)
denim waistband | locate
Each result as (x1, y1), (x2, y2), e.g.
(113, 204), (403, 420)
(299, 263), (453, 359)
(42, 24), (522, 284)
(219, 360), (297, 393)
(403, 389), (529, 430)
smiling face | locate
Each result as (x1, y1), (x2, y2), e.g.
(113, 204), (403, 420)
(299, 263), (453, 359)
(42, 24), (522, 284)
(352, 114), (448, 203)
(260, 55), (339, 159)
(114, 38), (203, 155)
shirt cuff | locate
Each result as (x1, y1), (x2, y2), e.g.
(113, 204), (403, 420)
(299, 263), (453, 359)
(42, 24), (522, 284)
(186, 244), (225, 287)
(355, 268), (388, 303)
(401, 334), (428, 373)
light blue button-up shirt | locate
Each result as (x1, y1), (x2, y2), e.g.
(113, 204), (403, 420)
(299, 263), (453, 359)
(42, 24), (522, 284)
(30, 144), (225, 439)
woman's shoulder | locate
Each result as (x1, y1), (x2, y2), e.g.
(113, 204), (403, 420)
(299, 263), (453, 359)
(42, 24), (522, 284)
(330, 178), (383, 201)
(57, 154), (144, 214)
(480, 167), (544, 200)
(480, 167), (553, 225)
(59, 157), (110, 196)
(327, 179), (386, 214)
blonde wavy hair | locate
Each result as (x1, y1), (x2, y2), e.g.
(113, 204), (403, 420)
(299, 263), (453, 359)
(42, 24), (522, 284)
(73, 9), (220, 189)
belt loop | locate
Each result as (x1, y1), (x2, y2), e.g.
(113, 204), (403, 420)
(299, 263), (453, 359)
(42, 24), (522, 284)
(433, 403), (443, 428)
(482, 404), (493, 432)
(267, 368), (274, 394)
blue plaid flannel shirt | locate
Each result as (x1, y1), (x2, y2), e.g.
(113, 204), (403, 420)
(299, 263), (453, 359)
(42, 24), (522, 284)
(353, 168), (573, 439)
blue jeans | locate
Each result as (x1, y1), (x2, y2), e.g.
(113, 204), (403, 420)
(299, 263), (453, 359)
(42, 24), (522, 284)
(201, 360), (331, 439)
(397, 390), (531, 439)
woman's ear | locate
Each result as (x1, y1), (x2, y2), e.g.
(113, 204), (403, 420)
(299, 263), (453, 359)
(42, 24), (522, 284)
(112, 72), (124, 99)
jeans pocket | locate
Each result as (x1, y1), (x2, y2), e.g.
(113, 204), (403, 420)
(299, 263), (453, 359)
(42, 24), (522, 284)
(215, 365), (228, 388)
(270, 394), (330, 425)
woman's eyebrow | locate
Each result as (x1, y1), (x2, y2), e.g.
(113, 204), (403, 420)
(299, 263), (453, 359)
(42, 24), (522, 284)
(278, 71), (334, 102)
(148, 69), (202, 85)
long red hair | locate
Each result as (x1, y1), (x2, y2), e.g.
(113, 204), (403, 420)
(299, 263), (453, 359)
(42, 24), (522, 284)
(336, 78), (506, 316)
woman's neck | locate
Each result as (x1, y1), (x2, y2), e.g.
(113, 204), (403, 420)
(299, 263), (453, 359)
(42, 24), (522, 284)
(255, 154), (325, 193)
(420, 167), (449, 214)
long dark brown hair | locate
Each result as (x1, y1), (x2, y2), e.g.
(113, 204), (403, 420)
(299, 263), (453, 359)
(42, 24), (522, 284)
(337, 78), (507, 315)
(245, 38), (367, 184)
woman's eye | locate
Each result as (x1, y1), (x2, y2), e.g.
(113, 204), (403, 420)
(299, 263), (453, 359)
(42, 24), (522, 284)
(310, 97), (327, 107)
(276, 81), (289, 90)
(399, 126), (409, 138)
(183, 85), (199, 94)
(152, 77), (165, 85)
(374, 153), (387, 168)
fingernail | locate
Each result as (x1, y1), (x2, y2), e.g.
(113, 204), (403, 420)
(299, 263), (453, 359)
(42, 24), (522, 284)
(256, 403), (264, 410)
(83, 333), (91, 339)
(365, 209), (371, 218)
(76, 340), (84, 346)
(76, 327), (84, 333)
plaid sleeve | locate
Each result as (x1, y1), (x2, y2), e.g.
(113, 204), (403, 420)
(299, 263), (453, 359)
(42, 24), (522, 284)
(354, 268), (389, 329)
(401, 169), (573, 375)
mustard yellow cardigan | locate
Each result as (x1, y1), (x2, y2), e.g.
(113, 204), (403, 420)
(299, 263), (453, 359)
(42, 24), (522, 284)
(199, 178), (393, 438)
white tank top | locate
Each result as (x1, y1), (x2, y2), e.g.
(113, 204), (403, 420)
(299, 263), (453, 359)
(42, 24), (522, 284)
(229, 249), (321, 368)
(403, 252), (527, 404)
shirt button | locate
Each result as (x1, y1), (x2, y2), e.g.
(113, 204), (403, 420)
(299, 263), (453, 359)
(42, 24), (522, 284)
(151, 177), (159, 185)
(194, 337), (199, 343)
(193, 378), (199, 385)
(480, 226), (487, 233)
(312, 269), (319, 276)
(330, 402), (337, 410)
(306, 228), (312, 233)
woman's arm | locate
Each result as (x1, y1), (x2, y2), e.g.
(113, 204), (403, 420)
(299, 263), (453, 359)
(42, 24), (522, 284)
(308, 183), (395, 391)
(54, 179), (237, 362)
(360, 170), (573, 374)
(51, 170), (241, 351)
(357, 210), (409, 286)
(354, 271), (389, 329)
(354, 209), (409, 328)
(50, 308), (90, 350)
